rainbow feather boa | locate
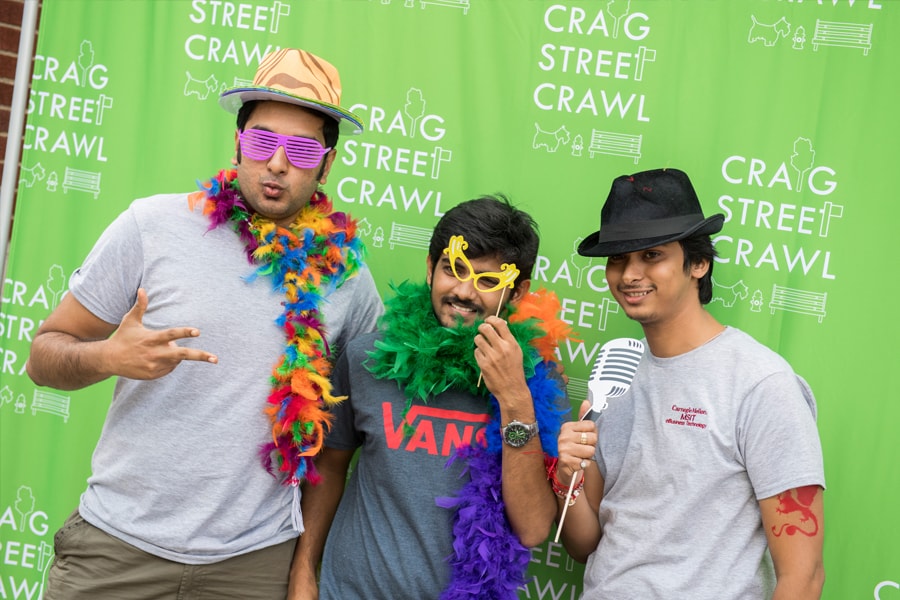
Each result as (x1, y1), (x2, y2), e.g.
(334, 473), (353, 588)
(190, 169), (363, 486)
(366, 281), (573, 599)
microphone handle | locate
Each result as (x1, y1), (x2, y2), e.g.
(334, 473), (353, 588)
(554, 408), (593, 543)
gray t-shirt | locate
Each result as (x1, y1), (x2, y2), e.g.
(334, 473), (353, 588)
(69, 193), (383, 564)
(584, 327), (825, 599)
(320, 331), (566, 599)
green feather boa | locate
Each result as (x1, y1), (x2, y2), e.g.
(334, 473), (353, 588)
(365, 280), (545, 420)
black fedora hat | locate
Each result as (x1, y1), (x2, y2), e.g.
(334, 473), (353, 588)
(577, 168), (724, 257)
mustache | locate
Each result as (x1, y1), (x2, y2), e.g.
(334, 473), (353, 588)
(444, 296), (482, 312)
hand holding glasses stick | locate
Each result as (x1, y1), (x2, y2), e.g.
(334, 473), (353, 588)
(476, 286), (508, 388)
(554, 338), (644, 543)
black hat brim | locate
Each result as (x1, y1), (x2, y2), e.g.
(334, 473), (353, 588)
(578, 214), (724, 257)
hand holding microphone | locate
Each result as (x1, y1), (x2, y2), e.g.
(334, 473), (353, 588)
(556, 401), (596, 480)
(554, 338), (643, 542)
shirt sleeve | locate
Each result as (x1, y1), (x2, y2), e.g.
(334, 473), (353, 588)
(737, 370), (826, 500)
(329, 268), (384, 355)
(325, 340), (366, 451)
(68, 205), (144, 325)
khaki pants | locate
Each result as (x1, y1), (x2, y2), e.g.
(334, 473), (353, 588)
(45, 510), (298, 600)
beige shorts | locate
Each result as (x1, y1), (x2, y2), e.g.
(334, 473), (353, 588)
(45, 510), (298, 600)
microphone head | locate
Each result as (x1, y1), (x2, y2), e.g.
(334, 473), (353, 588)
(588, 338), (644, 412)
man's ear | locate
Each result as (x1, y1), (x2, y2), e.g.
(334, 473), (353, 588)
(508, 279), (531, 305)
(425, 255), (434, 286)
(690, 258), (710, 281)
(317, 149), (337, 184)
(232, 129), (241, 166)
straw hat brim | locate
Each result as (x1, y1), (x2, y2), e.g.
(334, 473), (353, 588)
(219, 86), (364, 136)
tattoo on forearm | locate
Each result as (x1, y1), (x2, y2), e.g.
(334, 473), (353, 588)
(771, 485), (820, 537)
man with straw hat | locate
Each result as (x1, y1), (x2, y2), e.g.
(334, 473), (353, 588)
(27, 49), (383, 599)
(552, 168), (826, 599)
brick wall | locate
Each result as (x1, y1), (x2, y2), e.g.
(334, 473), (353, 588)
(1, 0), (40, 186)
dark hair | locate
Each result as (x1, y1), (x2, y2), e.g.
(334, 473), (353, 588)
(235, 100), (339, 178)
(236, 100), (339, 148)
(236, 100), (256, 132)
(429, 195), (540, 283)
(679, 235), (717, 304)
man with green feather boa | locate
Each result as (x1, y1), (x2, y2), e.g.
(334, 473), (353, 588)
(291, 196), (574, 599)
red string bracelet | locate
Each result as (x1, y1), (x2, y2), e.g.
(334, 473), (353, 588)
(544, 455), (584, 505)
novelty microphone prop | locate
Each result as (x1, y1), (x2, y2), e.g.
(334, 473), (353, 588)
(554, 337), (644, 543)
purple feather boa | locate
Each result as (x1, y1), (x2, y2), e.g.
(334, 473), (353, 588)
(435, 360), (566, 599)
(436, 443), (530, 600)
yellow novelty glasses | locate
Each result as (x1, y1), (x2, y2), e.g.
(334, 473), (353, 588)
(443, 235), (519, 293)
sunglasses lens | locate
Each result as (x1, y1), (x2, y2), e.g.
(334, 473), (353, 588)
(284, 137), (327, 168)
(240, 129), (279, 161)
(239, 130), (329, 168)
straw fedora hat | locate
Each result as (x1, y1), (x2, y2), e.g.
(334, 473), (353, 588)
(219, 48), (364, 135)
(578, 168), (724, 257)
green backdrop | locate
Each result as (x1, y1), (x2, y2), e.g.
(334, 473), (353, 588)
(2, 1), (898, 598)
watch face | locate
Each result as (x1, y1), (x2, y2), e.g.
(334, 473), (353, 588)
(504, 423), (533, 448)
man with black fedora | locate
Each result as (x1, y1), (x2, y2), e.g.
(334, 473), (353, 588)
(553, 168), (826, 598)
(27, 49), (383, 599)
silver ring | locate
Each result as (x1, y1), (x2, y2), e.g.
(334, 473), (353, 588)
(580, 432), (587, 445)
(579, 459), (587, 470)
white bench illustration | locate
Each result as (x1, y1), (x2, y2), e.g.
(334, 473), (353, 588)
(769, 284), (827, 323)
(31, 389), (71, 422)
(420, 0), (469, 14)
(388, 222), (432, 250)
(62, 167), (102, 199)
(588, 130), (642, 164)
(812, 20), (873, 55)
(566, 377), (588, 403)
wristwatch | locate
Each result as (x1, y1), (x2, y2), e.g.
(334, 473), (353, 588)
(501, 420), (539, 448)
